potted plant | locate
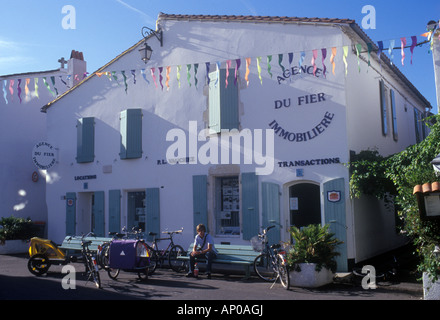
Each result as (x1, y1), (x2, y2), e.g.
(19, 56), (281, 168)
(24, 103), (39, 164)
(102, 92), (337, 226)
(0, 216), (36, 254)
(287, 224), (342, 288)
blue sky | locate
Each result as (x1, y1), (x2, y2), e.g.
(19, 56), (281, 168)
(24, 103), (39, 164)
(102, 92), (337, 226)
(0, 0), (439, 109)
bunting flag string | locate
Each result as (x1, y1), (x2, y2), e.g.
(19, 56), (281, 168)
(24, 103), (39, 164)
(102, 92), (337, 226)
(245, 57), (251, 86)
(311, 49), (318, 76)
(25, 78), (30, 98)
(121, 70), (128, 93)
(205, 62), (210, 86)
(141, 69), (150, 84)
(256, 56), (263, 84)
(410, 36), (417, 64)
(131, 70), (136, 84)
(401, 37), (407, 66)
(388, 39), (395, 65)
(17, 79), (22, 104)
(9, 79), (14, 102)
(355, 44), (362, 73)
(34, 78), (39, 99)
(225, 60), (231, 88)
(234, 59), (240, 86)
(194, 63), (199, 88)
(166, 66), (171, 91)
(0, 31), (434, 105)
(267, 55), (273, 78)
(321, 48), (327, 78)
(298, 51), (305, 73)
(159, 67), (164, 90)
(177, 65), (181, 88)
(151, 68), (158, 89)
(330, 47), (337, 75)
(278, 54), (285, 74)
(3, 80), (8, 104)
(343, 46), (348, 76)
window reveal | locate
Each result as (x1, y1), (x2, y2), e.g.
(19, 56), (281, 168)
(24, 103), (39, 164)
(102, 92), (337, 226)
(215, 176), (240, 236)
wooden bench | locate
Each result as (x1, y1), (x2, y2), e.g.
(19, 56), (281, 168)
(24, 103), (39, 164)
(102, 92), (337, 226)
(59, 236), (112, 254)
(178, 243), (260, 279)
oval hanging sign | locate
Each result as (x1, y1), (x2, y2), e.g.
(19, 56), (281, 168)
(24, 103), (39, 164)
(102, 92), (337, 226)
(32, 142), (57, 170)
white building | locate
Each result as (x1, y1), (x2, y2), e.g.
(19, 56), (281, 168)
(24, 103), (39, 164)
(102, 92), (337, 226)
(0, 51), (86, 232)
(41, 14), (431, 271)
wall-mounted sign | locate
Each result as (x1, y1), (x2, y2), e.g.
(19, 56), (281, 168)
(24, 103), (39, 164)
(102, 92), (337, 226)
(327, 191), (341, 203)
(32, 142), (57, 170)
(74, 175), (97, 181)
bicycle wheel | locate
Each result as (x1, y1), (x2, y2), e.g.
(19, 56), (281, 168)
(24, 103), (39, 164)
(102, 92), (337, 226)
(107, 267), (120, 280)
(86, 256), (102, 289)
(96, 242), (110, 269)
(147, 250), (158, 275)
(254, 253), (277, 282)
(168, 245), (187, 272)
(277, 254), (290, 290)
(27, 254), (50, 276)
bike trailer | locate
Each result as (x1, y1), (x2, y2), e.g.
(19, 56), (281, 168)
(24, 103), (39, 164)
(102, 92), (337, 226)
(108, 240), (150, 269)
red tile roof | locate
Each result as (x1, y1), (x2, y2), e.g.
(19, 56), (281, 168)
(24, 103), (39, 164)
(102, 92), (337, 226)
(413, 182), (440, 194)
(157, 13), (355, 25)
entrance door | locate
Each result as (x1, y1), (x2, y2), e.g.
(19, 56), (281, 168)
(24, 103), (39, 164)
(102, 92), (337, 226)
(289, 183), (321, 228)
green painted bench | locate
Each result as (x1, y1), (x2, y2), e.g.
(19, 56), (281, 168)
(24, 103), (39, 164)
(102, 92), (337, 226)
(59, 236), (112, 254)
(178, 243), (260, 279)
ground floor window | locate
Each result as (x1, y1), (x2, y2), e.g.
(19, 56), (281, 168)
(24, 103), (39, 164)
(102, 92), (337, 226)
(127, 191), (146, 231)
(215, 176), (240, 236)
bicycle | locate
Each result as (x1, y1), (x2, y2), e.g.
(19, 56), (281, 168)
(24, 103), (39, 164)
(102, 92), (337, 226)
(146, 228), (186, 273)
(96, 230), (126, 270)
(252, 226), (290, 290)
(27, 232), (102, 289)
(80, 234), (102, 289)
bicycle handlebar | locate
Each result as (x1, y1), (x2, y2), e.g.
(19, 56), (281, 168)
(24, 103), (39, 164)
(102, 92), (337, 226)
(161, 227), (184, 235)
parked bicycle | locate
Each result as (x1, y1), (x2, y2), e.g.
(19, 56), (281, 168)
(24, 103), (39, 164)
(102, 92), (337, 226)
(28, 232), (101, 289)
(80, 235), (102, 288)
(146, 228), (186, 274)
(252, 226), (290, 290)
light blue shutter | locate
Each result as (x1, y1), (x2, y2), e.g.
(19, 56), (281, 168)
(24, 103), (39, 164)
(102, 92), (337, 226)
(93, 191), (105, 237)
(324, 178), (348, 272)
(120, 109), (142, 159)
(379, 80), (388, 136)
(109, 190), (121, 233)
(76, 117), (95, 163)
(390, 89), (398, 141)
(209, 72), (221, 133)
(193, 175), (208, 236)
(146, 188), (160, 241)
(66, 192), (76, 236)
(209, 69), (239, 133)
(262, 182), (281, 245)
(241, 172), (259, 240)
(220, 69), (239, 130)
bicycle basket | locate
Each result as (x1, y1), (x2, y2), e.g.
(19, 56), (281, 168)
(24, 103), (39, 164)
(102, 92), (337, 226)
(250, 236), (263, 252)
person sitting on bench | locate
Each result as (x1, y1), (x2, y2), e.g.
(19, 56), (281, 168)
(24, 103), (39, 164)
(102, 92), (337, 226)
(186, 224), (217, 279)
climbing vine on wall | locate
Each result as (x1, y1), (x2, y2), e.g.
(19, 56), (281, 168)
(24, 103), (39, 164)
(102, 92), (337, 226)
(348, 114), (440, 280)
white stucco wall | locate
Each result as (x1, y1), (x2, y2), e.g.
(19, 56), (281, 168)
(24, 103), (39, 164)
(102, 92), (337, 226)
(43, 17), (431, 268)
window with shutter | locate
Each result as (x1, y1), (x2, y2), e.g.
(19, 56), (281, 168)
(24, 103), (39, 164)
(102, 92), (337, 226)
(120, 109), (143, 159)
(209, 69), (239, 133)
(76, 117), (95, 163)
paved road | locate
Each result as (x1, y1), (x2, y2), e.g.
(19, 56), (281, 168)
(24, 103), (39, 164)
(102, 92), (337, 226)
(0, 253), (423, 302)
